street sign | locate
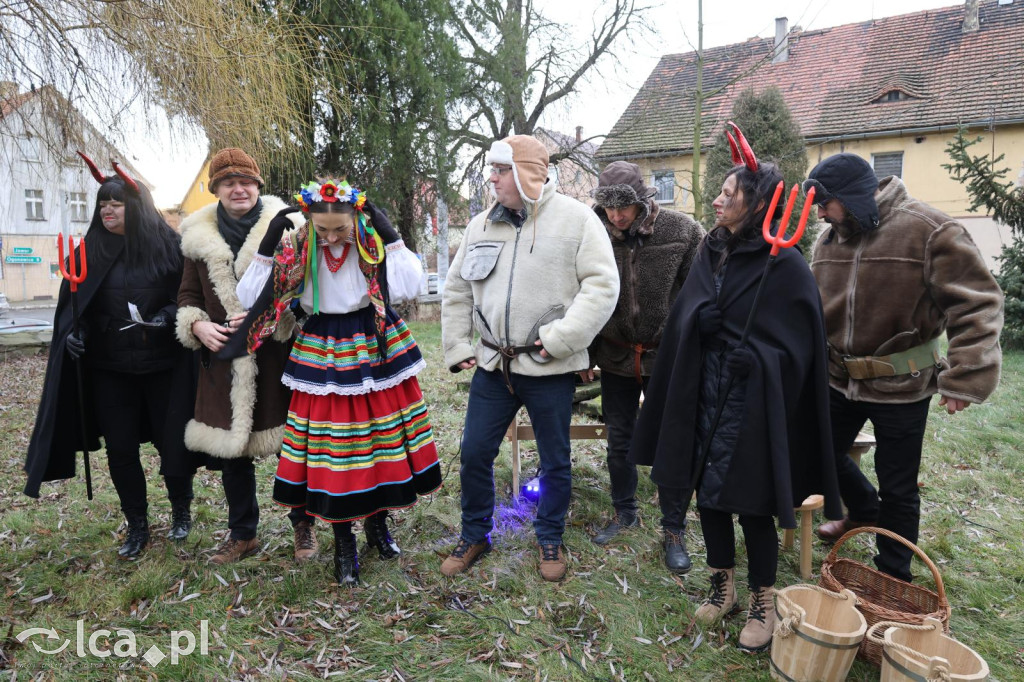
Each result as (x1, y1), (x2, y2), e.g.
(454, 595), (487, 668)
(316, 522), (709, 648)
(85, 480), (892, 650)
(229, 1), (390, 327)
(5, 256), (43, 264)
(12, 247), (32, 254)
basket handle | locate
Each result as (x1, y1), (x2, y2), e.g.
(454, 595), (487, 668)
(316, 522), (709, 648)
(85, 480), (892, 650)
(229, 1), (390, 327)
(822, 526), (948, 607)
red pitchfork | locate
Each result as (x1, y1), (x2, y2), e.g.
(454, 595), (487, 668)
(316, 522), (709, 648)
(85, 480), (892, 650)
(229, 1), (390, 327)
(57, 233), (94, 500)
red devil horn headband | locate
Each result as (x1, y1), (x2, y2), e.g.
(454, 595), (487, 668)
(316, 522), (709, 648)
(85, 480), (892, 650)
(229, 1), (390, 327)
(77, 150), (107, 185)
(111, 160), (140, 194)
(726, 121), (758, 172)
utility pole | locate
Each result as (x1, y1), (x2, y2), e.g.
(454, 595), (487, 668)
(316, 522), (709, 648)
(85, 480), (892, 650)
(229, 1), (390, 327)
(691, 0), (704, 223)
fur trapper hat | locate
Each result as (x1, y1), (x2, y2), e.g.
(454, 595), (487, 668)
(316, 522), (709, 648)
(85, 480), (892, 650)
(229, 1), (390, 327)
(209, 148), (264, 193)
(485, 135), (549, 205)
(803, 153), (880, 231)
(593, 161), (657, 209)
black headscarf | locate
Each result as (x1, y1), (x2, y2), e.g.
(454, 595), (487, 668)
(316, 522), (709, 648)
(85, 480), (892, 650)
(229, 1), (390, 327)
(217, 199), (263, 257)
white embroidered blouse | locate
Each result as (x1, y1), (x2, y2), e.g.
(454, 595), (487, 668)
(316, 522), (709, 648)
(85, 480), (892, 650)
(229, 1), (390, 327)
(236, 239), (423, 314)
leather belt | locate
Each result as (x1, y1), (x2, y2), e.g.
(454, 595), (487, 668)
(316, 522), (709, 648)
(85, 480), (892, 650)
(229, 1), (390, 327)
(481, 338), (539, 393)
(830, 338), (941, 380)
(603, 336), (657, 384)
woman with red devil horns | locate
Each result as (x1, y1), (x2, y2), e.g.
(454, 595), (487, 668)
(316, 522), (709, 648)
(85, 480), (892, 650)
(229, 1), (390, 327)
(629, 123), (841, 652)
(24, 153), (201, 559)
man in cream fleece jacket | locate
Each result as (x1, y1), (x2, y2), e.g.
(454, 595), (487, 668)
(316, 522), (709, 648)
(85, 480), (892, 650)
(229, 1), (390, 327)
(441, 135), (619, 581)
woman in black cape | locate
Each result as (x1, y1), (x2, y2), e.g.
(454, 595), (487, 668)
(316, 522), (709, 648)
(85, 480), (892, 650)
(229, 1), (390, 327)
(24, 157), (200, 559)
(629, 136), (841, 653)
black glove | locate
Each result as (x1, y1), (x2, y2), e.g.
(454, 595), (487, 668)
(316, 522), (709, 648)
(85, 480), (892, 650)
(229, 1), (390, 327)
(148, 310), (172, 328)
(725, 345), (755, 379)
(697, 304), (723, 339)
(66, 330), (85, 359)
(364, 201), (400, 245)
(258, 207), (300, 257)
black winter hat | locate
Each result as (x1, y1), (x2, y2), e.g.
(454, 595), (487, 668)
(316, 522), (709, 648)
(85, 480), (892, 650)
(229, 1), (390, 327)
(803, 153), (880, 231)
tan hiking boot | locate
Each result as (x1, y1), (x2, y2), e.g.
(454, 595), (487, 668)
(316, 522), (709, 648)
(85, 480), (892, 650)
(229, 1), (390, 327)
(694, 567), (739, 625)
(440, 538), (491, 576)
(538, 543), (567, 581)
(209, 537), (260, 565)
(293, 521), (318, 562)
(738, 586), (777, 653)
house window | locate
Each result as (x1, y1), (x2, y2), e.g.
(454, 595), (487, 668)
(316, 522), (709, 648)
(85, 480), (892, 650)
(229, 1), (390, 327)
(199, 181), (205, 193)
(21, 137), (42, 162)
(69, 192), (88, 221)
(653, 171), (675, 203)
(871, 152), (903, 180)
(25, 189), (44, 220)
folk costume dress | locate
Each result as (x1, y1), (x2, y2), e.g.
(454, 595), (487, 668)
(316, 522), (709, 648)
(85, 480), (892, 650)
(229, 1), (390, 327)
(236, 213), (441, 524)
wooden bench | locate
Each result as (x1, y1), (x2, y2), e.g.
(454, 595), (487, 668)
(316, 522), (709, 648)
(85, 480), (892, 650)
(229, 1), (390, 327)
(782, 431), (876, 579)
(505, 416), (606, 498)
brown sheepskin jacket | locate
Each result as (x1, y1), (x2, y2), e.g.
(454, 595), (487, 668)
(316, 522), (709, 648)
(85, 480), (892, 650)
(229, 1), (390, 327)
(590, 202), (705, 378)
(811, 176), (1003, 404)
(175, 197), (296, 459)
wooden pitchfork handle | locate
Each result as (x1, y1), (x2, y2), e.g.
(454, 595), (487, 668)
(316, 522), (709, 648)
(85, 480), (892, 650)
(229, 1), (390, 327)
(58, 234), (93, 500)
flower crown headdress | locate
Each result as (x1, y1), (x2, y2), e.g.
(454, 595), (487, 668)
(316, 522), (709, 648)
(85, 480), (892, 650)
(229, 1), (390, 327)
(294, 179), (367, 212)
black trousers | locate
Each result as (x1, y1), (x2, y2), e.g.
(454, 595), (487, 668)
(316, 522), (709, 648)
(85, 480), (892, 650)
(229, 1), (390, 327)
(699, 507), (778, 589)
(602, 371), (687, 530)
(91, 369), (194, 516)
(829, 388), (932, 582)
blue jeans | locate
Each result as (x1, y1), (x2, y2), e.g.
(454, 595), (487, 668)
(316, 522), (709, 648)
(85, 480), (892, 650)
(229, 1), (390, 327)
(459, 368), (576, 545)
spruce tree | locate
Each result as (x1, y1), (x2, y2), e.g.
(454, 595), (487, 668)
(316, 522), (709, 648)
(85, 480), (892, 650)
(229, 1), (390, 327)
(700, 87), (815, 256)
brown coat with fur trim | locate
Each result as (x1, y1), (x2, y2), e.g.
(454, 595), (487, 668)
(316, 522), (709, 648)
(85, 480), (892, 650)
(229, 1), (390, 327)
(591, 201), (705, 378)
(175, 197), (295, 459)
(811, 176), (1003, 404)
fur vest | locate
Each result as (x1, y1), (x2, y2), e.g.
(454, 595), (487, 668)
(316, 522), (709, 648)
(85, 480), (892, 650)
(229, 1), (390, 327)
(811, 177), (1003, 404)
(591, 203), (705, 378)
(175, 197), (295, 459)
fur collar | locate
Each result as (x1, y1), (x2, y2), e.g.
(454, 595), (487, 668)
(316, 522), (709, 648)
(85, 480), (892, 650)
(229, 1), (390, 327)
(179, 196), (288, 315)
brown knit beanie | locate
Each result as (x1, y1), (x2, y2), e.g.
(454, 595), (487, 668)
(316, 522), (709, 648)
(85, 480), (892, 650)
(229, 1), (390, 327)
(208, 148), (264, 193)
(485, 135), (550, 204)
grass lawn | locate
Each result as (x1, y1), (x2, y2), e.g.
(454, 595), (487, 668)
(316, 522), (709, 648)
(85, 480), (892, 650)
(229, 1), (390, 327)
(0, 321), (1021, 680)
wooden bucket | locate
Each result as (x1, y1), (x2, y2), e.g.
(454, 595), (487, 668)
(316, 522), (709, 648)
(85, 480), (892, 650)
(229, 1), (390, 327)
(770, 585), (867, 682)
(867, 618), (989, 682)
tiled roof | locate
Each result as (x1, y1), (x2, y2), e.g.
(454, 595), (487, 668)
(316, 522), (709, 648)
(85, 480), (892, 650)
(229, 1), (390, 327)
(0, 88), (37, 118)
(598, 0), (1024, 159)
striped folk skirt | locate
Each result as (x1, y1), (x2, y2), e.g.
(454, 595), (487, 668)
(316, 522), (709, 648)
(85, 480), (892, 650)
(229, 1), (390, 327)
(273, 308), (442, 522)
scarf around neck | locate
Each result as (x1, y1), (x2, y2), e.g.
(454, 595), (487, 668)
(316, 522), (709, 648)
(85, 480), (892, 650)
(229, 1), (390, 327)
(216, 199), (263, 257)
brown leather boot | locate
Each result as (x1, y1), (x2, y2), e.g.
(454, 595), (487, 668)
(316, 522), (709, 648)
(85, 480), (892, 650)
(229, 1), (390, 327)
(538, 544), (567, 581)
(738, 585), (777, 653)
(440, 538), (491, 576)
(817, 517), (874, 542)
(694, 567), (738, 625)
(293, 521), (319, 562)
(209, 537), (260, 565)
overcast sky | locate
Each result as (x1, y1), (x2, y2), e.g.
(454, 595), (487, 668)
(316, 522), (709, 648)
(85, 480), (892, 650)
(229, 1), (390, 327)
(136, 0), (963, 207)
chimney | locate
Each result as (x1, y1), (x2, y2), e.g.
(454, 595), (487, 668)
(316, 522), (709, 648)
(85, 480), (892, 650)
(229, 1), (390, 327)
(773, 17), (789, 63)
(0, 81), (19, 100)
(575, 126), (583, 144)
(963, 0), (980, 32)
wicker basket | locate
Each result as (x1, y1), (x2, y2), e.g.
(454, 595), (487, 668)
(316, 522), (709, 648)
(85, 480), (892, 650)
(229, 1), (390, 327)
(818, 526), (951, 665)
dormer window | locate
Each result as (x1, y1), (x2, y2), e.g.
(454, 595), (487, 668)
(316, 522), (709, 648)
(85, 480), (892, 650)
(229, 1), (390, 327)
(872, 89), (914, 104)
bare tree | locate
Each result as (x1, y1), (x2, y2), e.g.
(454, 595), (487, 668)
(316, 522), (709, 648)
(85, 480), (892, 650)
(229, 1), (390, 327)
(449, 0), (648, 173)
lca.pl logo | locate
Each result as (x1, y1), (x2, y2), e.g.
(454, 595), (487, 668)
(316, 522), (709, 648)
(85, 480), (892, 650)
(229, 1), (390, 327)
(16, 620), (210, 667)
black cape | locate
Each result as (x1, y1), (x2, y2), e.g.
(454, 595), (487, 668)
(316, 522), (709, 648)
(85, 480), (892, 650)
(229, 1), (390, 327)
(629, 233), (842, 528)
(23, 233), (201, 498)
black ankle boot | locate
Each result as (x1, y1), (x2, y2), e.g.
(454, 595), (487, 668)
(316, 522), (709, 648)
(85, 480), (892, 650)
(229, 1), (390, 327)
(118, 513), (150, 559)
(364, 512), (401, 560)
(334, 524), (359, 587)
(168, 498), (192, 541)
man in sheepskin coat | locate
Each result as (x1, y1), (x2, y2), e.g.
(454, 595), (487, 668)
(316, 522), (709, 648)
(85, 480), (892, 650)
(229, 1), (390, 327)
(806, 153), (1003, 582)
(176, 148), (304, 565)
(441, 135), (619, 581)
(582, 161), (704, 575)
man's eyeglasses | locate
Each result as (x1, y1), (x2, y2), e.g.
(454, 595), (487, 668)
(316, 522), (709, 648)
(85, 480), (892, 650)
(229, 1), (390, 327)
(489, 166), (512, 177)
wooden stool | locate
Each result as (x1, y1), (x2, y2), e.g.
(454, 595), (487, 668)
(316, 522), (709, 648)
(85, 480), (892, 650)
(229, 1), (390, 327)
(783, 494), (825, 579)
(848, 431), (876, 467)
(505, 415), (606, 498)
